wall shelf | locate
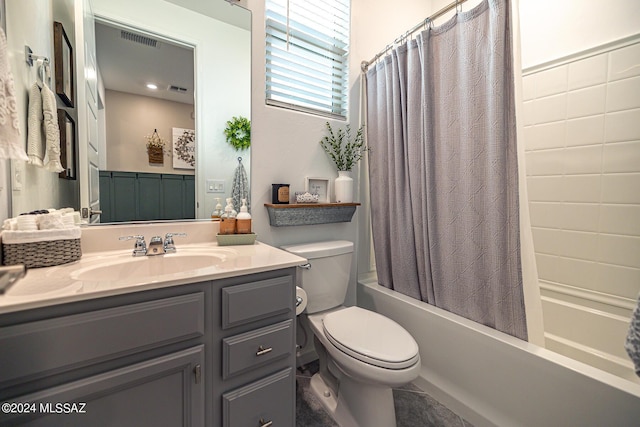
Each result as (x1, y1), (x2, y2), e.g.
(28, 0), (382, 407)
(264, 203), (360, 227)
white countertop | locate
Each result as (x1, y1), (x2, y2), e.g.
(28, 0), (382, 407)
(0, 240), (306, 314)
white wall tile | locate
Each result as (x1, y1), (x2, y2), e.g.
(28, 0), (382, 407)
(522, 100), (535, 126)
(529, 202), (563, 229)
(528, 121), (566, 150)
(596, 263), (640, 299)
(568, 53), (608, 90)
(608, 42), (640, 82)
(533, 94), (567, 124)
(555, 257), (600, 290)
(601, 173), (640, 204)
(566, 115), (605, 147)
(531, 227), (562, 256)
(560, 203), (600, 232)
(563, 175), (601, 203)
(567, 85), (607, 119)
(533, 65), (568, 98)
(559, 230), (599, 261)
(563, 145), (603, 175)
(606, 76), (640, 112)
(604, 109), (640, 143)
(535, 253), (559, 282)
(526, 149), (565, 176)
(527, 176), (564, 201)
(598, 234), (640, 269)
(522, 74), (535, 101)
(602, 140), (640, 173)
(600, 204), (640, 236)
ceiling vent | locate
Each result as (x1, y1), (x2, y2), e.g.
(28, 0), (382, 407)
(120, 30), (159, 48)
(168, 85), (188, 93)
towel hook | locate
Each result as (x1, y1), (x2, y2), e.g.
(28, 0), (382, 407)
(237, 157), (243, 163)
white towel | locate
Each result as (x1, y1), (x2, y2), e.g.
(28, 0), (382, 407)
(41, 84), (63, 172)
(27, 82), (44, 165)
(625, 293), (640, 377)
(0, 27), (28, 161)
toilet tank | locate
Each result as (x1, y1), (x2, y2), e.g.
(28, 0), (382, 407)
(281, 240), (353, 314)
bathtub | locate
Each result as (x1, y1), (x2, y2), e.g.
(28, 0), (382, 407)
(357, 279), (640, 427)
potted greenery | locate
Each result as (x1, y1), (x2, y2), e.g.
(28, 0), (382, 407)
(319, 122), (366, 203)
(224, 116), (251, 151)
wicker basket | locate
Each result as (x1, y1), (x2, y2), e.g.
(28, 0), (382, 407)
(147, 146), (164, 164)
(2, 239), (82, 268)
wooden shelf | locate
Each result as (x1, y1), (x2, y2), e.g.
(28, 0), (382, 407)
(264, 203), (360, 227)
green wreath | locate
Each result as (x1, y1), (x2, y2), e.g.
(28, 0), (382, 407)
(224, 116), (251, 151)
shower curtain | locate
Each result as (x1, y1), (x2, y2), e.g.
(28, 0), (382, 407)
(365, 0), (527, 340)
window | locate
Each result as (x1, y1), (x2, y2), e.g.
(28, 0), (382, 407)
(265, 0), (350, 119)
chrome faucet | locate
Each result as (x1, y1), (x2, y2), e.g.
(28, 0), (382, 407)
(120, 232), (188, 256)
(164, 232), (187, 253)
(147, 236), (165, 256)
(119, 235), (147, 257)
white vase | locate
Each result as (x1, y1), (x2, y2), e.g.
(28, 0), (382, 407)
(334, 171), (353, 203)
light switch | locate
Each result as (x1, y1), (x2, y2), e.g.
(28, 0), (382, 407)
(206, 179), (225, 193)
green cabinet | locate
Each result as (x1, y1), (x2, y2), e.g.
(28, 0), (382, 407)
(99, 171), (195, 222)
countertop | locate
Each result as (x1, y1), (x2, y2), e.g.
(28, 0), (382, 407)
(0, 241), (306, 314)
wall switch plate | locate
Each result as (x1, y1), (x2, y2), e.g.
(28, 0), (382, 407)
(206, 179), (225, 193)
(11, 161), (23, 191)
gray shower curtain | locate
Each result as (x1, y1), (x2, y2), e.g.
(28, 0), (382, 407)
(365, 0), (527, 340)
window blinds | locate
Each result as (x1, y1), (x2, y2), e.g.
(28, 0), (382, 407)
(265, 0), (350, 119)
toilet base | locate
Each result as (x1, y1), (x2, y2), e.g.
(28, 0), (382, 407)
(309, 372), (397, 427)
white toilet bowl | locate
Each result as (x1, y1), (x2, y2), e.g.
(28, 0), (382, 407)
(306, 306), (421, 427)
(282, 241), (420, 427)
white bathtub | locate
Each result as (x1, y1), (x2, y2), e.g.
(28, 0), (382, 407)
(357, 279), (640, 427)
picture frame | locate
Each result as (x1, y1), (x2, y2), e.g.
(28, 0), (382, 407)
(53, 21), (74, 107)
(172, 127), (196, 169)
(57, 109), (76, 180)
(305, 177), (331, 203)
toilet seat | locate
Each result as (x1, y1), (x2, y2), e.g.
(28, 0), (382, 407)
(322, 306), (419, 370)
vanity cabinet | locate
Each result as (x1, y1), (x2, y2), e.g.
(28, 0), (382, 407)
(0, 268), (297, 427)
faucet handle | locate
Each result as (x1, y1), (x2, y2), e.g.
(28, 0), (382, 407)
(119, 235), (147, 256)
(164, 232), (187, 253)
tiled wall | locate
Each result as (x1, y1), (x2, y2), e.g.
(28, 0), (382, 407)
(522, 38), (640, 382)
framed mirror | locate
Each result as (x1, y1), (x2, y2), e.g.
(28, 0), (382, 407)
(8, 0), (251, 224)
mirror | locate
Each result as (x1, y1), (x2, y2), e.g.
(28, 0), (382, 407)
(8, 0), (251, 223)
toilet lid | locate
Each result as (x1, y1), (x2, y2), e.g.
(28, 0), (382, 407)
(322, 306), (419, 369)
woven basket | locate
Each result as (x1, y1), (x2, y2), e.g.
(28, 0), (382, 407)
(2, 239), (82, 268)
(147, 146), (164, 164)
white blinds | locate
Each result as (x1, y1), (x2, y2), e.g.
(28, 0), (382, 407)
(265, 0), (350, 119)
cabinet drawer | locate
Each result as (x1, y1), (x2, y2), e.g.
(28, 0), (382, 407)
(0, 292), (204, 385)
(221, 276), (293, 329)
(222, 368), (294, 427)
(222, 319), (293, 379)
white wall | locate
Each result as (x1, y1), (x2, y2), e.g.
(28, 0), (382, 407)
(519, 0), (640, 69)
(103, 90), (195, 175)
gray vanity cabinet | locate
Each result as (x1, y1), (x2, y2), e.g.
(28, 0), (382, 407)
(0, 267), (297, 427)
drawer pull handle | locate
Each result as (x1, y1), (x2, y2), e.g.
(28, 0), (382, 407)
(256, 345), (273, 356)
(260, 418), (273, 427)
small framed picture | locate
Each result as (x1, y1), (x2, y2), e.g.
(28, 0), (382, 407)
(57, 109), (76, 180)
(305, 177), (330, 203)
(53, 21), (74, 107)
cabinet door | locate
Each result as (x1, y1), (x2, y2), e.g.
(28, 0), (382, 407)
(1, 346), (205, 427)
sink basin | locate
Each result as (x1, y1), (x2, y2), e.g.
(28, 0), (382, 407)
(71, 252), (229, 282)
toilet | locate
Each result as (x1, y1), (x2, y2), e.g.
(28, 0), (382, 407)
(282, 240), (420, 427)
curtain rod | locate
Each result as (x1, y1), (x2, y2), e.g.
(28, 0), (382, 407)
(360, 0), (470, 72)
